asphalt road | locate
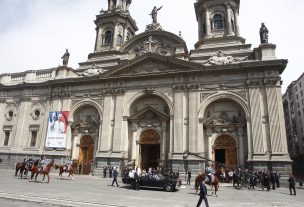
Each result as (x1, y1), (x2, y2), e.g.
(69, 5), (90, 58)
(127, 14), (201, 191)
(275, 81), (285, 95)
(0, 169), (303, 207)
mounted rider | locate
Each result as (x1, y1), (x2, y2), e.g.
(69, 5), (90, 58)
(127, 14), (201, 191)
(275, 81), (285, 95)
(23, 155), (34, 169)
(64, 157), (73, 172)
(24, 155), (30, 164)
(205, 164), (214, 185)
(39, 156), (48, 172)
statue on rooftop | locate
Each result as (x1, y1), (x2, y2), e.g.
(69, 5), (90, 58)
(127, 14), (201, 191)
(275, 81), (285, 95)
(61, 49), (70, 66)
(150, 6), (162, 24)
(259, 23), (269, 44)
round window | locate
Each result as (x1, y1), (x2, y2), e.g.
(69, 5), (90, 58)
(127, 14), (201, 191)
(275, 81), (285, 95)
(34, 110), (40, 117)
(8, 110), (14, 118)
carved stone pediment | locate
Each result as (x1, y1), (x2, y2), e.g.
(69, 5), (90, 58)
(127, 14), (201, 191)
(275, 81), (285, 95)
(77, 64), (105, 77)
(202, 51), (248, 66)
(128, 106), (169, 129)
(71, 117), (99, 130)
(204, 118), (232, 126)
(128, 106), (169, 122)
(103, 54), (204, 77)
(132, 36), (169, 56)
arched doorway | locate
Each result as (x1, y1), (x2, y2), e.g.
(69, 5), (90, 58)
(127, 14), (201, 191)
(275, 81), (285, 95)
(214, 135), (237, 168)
(78, 135), (94, 175)
(140, 129), (160, 170)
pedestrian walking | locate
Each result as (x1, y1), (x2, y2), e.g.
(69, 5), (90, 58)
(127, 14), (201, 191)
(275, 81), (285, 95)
(109, 165), (113, 178)
(111, 167), (119, 187)
(134, 170), (140, 191)
(196, 180), (209, 207)
(187, 169), (191, 185)
(274, 171), (280, 188)
(288, 174), (296, 196)
(103, 164), (107, 178)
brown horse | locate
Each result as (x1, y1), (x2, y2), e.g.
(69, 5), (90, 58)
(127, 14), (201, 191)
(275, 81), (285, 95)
(195, 173), (220, 196)
(30, 160), (54, 183)
(15, 159), (35, 179)
(55, 162), (77, 180)
(0, 158), (2, 163)
(15, 161), (27, 178)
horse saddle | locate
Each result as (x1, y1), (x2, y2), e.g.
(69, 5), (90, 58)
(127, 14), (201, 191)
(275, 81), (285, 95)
(205, 175), (215, 184)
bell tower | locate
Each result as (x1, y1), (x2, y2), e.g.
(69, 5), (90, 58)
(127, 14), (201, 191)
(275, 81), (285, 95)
(190, 0), (251, 62)
(195, 0), (240, 40)
(94, 0), (138, 52)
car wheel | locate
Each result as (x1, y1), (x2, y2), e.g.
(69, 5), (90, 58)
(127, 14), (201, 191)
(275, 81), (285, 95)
(164, 184), (173, 192)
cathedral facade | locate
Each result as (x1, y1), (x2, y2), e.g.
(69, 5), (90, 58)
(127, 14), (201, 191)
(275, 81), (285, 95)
(0, 0), (291, 175)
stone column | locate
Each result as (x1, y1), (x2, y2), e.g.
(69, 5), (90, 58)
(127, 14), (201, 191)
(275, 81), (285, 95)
(198, 13), (202, 39)
(136, 136), (141, 167)
(112, 21), (119, 49)
(234, 8), (240, 36)
(108, 95), (116, 152)
(94, 27), (102, 52)
(246, 118), (253, 161)
(173, 91), (183, 153)
(238, 127), (245, 166)
(208, 136), (213, 161)
(121, 116), (129, 154)
(131, 130), (137, 160)
(197, 118), (205, 155)
(226, 3), (232, 35)
(161, 121), (167, 161)
(183, 91), (189, 153)
(123, 24), (128, 43)
(204, 6), (211, 37)
(169, 115), (174, 156)
(188, 91), (198, 153)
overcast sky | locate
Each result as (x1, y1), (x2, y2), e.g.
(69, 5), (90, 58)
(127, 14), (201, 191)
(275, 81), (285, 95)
(0, 0), (303, 93)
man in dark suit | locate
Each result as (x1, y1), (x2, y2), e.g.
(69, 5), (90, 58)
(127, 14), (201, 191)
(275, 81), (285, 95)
(111, 167), (119, 187)
(187, 169), (192, 185)
(196, 180), (209, 207)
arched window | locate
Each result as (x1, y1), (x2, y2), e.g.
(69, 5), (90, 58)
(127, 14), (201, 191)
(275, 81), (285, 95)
(117, 35), (123, 46)
(104, 31), (112, 45)
(214, 14), (223, 30)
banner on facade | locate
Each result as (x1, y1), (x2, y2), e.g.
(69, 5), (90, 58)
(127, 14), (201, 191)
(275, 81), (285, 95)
(45, 111), (69, 148)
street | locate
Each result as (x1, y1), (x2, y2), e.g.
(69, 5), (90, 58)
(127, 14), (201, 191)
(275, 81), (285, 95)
(0, 169), (303, 207)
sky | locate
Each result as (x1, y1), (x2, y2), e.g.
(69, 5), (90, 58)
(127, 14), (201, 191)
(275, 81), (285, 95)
(0, 0), (303, 93)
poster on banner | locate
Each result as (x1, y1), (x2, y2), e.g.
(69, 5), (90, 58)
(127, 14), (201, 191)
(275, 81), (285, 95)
(45, 111), (69, 148)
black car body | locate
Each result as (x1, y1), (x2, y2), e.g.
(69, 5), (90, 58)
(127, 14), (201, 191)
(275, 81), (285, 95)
(122, 173), (180, 192)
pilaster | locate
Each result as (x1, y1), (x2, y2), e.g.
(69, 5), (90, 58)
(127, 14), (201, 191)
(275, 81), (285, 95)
(173, 91), (183, 153)
(204, 6), (211, 37)
(113, 95), (124, 152)
(226, 3), (233, 35)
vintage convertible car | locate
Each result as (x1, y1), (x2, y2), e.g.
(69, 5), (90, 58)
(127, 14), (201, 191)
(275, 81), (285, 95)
(122, 173), (180, 192)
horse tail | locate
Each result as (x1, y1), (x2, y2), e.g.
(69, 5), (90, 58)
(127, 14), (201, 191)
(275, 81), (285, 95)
(15, 163), (20, 176)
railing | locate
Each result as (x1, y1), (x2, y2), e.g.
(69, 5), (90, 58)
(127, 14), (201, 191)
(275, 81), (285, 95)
(36, 71), (52, 79)
(11, 74), (25, 82)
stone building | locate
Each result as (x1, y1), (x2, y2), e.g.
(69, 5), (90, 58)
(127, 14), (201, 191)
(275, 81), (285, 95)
(283, 72), (304, 156)
(0, 0), (291, 175)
